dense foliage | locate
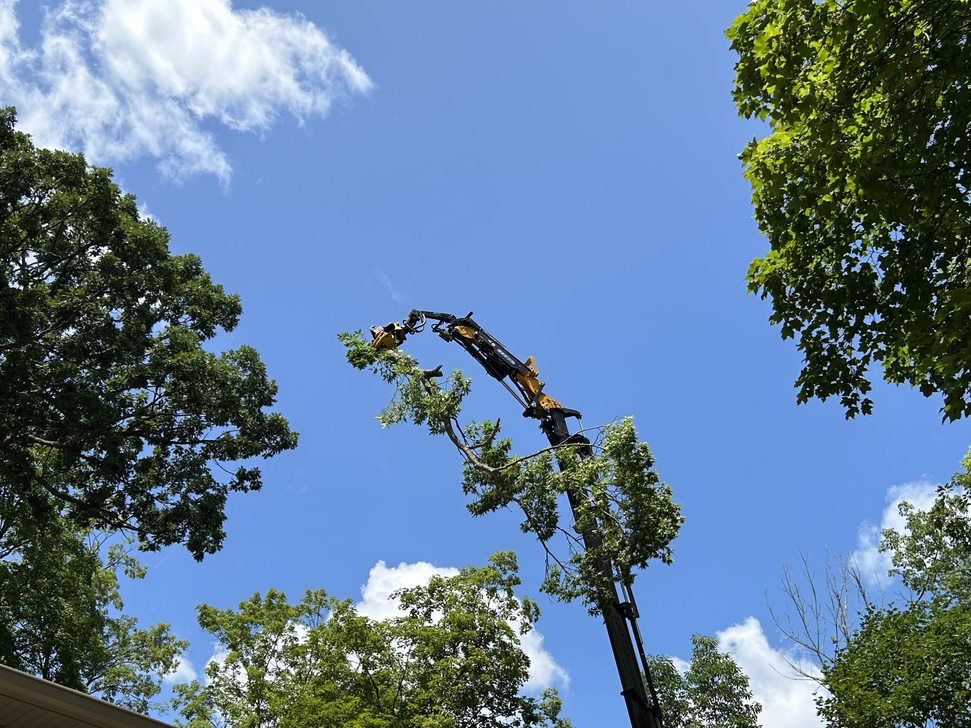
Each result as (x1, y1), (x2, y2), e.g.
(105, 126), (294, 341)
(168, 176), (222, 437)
(648, 635), (762, 728)
(0, 108), (297, 558)
(174, 553), (570, 728)
(817, 457), (971, 727)
(0, 493), (184, 713)
(729, 0), (971, 419)
(730, 4), (971, 721)
(339, 331), (682, 613)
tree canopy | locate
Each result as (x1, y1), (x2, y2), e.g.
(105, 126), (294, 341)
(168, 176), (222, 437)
(648, 635), (762, 728)
(0, 495), (185, 713)
(728, 0), (971, 419)
(173, 553), (570, 728)
(771, 451), (971, 726)
(0, 108), (297, 558)
(817, 457), (971, 727)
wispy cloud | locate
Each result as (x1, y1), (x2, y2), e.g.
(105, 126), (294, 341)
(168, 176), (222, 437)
(373, 268), (408, 305)
(850, 480), (939, 586)
(0, 0), (371, 183)
(136, 201), (158, 224)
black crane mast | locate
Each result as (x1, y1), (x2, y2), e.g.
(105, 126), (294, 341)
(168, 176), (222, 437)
(370, 309), (664, 728)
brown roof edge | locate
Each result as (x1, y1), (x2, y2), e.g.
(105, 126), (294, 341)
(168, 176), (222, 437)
(0, 662), (176, 728)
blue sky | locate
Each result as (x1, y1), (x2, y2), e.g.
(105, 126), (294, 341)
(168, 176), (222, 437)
(3, 1), (969, 726)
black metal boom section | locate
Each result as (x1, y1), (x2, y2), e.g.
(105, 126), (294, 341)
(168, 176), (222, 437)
(370, 309), (664, 728)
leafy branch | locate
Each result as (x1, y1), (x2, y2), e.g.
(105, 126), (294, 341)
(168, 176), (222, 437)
(340, 331), (683, 614)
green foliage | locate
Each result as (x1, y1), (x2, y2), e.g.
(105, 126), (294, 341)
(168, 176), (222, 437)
(647, 635), (762, 728)
(337, 331), (471, 433)
(464, 418), (682, 612)
(173, 554), (570, 728)
(728, 0), (971, 419)
(819, 602), (971, 728)
(340, 332), (682, 613)
(0, 491), (185, 713)
(817, 453), (971, 726)
(882, 475), (971, 602)
(646, 657), (693, 728)
(0, 107), (297, 558)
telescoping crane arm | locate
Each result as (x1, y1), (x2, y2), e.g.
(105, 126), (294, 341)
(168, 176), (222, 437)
(372, 310), (580, 421)
(370, 309), (665, 728)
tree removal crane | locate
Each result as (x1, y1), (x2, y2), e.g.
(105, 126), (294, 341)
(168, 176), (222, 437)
(370, 309), (665, 728)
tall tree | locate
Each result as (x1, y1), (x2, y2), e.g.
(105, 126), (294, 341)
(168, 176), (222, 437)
(771, 452), (971, 726)
(173, 553), (570, 728)
(647, 635), (762, 728)
(0, 108), (297, 558)
(0, 491), (186, 713)
(728, 0), (971, 419)
(817, 458), (971, 727)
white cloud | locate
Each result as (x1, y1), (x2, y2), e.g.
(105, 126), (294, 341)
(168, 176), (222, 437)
(686, 480), (951, 727)
(669, 655), (690, 676)
(850, 480), (939, 586)
(717, 617), (823, 728)
(202, 645), (228, 686)
(197, 559), (569, 704)
(520, 628), (569, 691)
(356, 559), (459, 621)
(164, 654), (198, 684)
(136, 201), (158, 224)
(356, 559), (569, 691)
(0, 0), (371, 182)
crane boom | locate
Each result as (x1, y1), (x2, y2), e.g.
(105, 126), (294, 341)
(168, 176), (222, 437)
(370, 309), (665, 728)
